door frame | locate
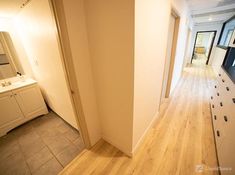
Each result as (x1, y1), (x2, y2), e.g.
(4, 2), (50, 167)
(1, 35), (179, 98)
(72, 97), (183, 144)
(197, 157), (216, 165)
(48, 0), (91, 148)
(160, 8), (180, 105)
(190, 30), (217, 65)
(164, 10), (180, 99)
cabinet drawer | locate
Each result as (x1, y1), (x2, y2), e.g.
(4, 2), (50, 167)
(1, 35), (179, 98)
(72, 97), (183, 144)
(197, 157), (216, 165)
(210, 82), (219, 102)
(217, 136), (235, 175)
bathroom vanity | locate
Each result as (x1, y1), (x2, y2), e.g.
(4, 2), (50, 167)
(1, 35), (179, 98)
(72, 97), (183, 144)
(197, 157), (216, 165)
(0, 78), (48, 136)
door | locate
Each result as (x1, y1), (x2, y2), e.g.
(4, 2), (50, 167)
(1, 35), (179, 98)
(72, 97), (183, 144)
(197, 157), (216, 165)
(0, 92), (24, 129)
(13, 85), (47, 119)
(161, 11), (180, 103)
(191, 31), (216, 65)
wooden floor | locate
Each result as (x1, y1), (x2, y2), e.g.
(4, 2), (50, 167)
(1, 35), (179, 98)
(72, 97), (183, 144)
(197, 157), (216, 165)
(60, 63), (219, 175)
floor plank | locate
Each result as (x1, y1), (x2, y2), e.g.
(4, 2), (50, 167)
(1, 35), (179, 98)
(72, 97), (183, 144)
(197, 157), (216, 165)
(60, 63), (219, 175)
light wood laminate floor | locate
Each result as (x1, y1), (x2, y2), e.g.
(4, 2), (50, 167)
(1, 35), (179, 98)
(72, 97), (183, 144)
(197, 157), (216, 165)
(60, 63), (219, 175)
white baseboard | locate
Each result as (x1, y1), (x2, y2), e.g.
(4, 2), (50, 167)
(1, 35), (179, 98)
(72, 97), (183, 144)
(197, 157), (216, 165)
(102, 135), (132, 157)
(102, 111), (159, 157)
(131, 111), (159, 156)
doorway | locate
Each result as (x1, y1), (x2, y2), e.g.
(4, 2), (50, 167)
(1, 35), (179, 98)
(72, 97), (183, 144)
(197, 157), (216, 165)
(182, 28), (192, 70)
(191, 31), (216, 65)
(161, 10), (180, 103)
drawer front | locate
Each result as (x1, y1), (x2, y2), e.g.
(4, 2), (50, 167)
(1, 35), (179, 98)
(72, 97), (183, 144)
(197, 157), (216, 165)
(214, 69), (235, 175)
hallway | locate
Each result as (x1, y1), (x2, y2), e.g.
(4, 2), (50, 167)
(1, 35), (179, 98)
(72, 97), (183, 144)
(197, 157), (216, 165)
(60, 64), (218, 175)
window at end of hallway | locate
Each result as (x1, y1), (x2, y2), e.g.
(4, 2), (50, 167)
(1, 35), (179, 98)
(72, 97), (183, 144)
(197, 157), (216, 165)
(218, 16), (235, 48)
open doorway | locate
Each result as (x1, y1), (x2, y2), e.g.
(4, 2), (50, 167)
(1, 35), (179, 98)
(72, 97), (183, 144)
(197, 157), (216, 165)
(191, 31), (216, 65)
(160, 10), (180, 104)
(182, 28), (192, 70)
(0, 0), (88, 174)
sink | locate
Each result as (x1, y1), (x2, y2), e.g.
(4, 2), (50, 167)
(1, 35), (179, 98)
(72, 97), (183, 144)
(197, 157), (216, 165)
(0, 78), (37, 94)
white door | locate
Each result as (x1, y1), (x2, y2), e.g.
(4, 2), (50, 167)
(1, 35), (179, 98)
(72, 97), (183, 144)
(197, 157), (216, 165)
(0, 92), (24, 128)
(13, 85), (47, 119)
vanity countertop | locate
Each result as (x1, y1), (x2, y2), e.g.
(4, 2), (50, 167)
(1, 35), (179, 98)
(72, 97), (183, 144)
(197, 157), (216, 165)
(0, 78), (37, 94)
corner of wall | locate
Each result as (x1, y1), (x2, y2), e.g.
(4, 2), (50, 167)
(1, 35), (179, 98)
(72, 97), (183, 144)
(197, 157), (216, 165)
(132, 111), (159, 156)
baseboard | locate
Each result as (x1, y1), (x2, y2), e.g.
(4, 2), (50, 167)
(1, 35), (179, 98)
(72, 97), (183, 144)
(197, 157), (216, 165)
(102, 111), (159, 158)
(131, 111), (159, 156)
(102, 135), (132, 157)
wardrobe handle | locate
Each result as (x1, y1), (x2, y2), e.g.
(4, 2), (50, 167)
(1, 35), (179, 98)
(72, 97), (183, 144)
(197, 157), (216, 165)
(222, 79), (225, 82)
(233, 98), (235, 104)
(220, 102), (223, 107)
(217, 93), (219, 96)
(214, 85), (217, 88)
(214, 115), (217, 120)
(224, 116), (228, 122)
(219, 74), (221, 77)
(226, 87), (229, 91)
(217, 130), (220, 137)
(212, 104), (214, 108)
(211, 96), (213, 100)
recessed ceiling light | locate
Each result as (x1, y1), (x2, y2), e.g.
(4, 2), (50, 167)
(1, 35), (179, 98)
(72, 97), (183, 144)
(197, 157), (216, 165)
(209, 17), (212, 21)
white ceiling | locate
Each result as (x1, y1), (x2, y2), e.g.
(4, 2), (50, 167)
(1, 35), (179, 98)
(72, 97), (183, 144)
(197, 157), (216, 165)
(187, 0), (235, 25)
(0, 0), (28, 18)
(0, 0), (234, 24)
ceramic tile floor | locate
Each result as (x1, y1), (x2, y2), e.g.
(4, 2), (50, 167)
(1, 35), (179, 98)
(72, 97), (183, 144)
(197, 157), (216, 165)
(0, 111), (84, 175)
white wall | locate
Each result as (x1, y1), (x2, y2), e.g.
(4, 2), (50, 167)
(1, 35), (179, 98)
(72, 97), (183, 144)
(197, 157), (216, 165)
(134, 0), (171, 151)
(58, 0), (102, 146)
(170, 0), (191, 94)
(211, 47), (227, 75)
(84, 0), (135, 155)
(133, 0), (191, 152)
(0, 17), (11, 31)
(188, 23), (223, 65)
(82, 0), (190, 154)
(182, 28), (192, 68)
(23, 0), (191, 155)
(13, 0), (78, 129)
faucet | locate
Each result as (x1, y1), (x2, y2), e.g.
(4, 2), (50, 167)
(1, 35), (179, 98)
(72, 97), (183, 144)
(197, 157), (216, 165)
(1, 80), (11, 87)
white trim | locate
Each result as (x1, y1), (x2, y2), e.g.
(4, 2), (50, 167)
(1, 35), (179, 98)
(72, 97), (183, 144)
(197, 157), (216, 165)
(102, 111), (159, 157)
(102, 135), (132, 157)
(131, 111), (159, 156)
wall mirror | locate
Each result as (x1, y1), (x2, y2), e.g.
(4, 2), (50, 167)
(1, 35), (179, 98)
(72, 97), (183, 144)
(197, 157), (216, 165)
(0, 32), (23, 80)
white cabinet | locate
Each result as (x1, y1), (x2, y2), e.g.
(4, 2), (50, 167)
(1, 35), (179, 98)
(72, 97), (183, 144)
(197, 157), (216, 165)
(0, 83), (48, 136)
(13, 85), (47, 119)
(0, 92), (24, 127)
(210, 68), (235, 175)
